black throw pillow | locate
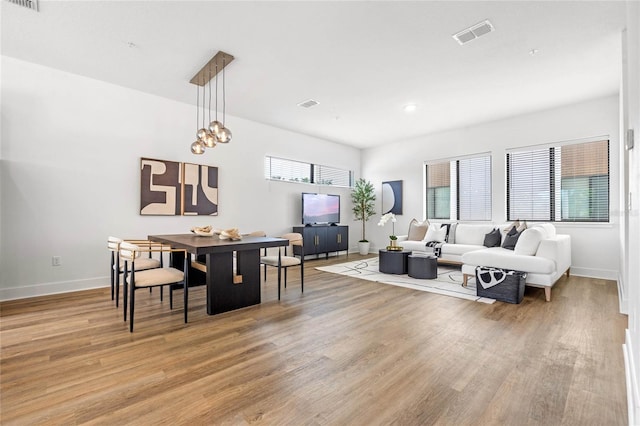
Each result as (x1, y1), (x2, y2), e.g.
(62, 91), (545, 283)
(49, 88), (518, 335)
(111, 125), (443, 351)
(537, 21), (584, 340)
(483, 228), (502, 247)
(502, 229), (522, 250)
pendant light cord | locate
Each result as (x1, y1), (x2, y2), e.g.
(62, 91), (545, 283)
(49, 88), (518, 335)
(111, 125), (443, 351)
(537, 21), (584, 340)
(196, 82), (200, 132)
(222, 56), (226, 125)
(215, 63), (219, 122)
(208, 66), (212, 124)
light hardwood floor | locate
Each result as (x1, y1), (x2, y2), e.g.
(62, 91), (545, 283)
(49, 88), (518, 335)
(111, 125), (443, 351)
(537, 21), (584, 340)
(0, 255), (628, 425)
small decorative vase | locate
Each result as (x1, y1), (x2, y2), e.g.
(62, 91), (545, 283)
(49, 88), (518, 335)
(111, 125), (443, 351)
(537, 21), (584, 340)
(387, 239), (402, 251)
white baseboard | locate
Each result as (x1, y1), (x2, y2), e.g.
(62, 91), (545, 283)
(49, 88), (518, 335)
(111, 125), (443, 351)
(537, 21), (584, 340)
(624, 329), (639, 426)
(570, 266), (619, 280)
(0, 277), (108, 301)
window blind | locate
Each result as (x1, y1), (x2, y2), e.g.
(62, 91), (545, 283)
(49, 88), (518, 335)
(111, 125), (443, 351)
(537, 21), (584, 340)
(313, 165), (352, 187)
(507, 139), (609, 222)
(507, 148), (551, 221)
(426, 153), (491, 221)
(458, 156), (492, 221)
(264, 156), (353, 188)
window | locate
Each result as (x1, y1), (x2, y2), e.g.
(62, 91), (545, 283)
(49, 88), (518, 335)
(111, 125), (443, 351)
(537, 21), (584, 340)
(264, 156), (353, 188)
(425, 154), (492, 221)
(506, 139), (609, 222)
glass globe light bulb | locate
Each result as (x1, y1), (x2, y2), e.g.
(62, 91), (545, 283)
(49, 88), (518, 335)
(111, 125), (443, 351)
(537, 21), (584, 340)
(203, 131), (217, 148)
(197, 128), (208, 140)
(209, 120), (223, 135)
(190, 140), (205, 155)
(217, 127), (232, 143)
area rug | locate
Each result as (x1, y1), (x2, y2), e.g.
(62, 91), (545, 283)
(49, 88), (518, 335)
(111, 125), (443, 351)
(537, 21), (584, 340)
(316, 257), (495, 304)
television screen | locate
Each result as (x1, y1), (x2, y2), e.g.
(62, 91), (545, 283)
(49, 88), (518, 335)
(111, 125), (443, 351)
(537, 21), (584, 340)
(302, 193), (340, 225)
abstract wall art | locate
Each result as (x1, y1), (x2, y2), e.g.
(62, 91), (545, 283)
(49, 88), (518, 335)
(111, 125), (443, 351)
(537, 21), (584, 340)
(382, 180), (403, 215)
(182, 162), (219, 216)
(140, 158), (182, 215)
(140, 158), (218, 216)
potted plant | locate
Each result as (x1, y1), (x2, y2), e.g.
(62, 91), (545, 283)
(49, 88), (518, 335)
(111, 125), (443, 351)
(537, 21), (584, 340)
(351, 178), (376, 255)
(378, 212), (400, 250)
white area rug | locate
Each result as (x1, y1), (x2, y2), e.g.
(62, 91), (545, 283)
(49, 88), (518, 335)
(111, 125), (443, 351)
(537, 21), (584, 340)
(316, 257), (495, 304)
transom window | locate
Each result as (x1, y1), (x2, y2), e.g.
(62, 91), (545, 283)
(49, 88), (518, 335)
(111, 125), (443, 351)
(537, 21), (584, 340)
(425, 154), (492, 221)
(506, 139), (609, 222)
(264, 156), (353, 187)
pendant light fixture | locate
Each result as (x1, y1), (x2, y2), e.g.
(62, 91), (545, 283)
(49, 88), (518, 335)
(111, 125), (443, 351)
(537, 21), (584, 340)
(189, 51), (234, 154)
(190, 84), (205, 155)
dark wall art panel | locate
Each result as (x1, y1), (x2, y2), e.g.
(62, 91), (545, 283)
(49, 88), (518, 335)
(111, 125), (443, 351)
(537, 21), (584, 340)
(382, 180), (403, 215)
(182, 162), (219, 216)
(140, 158), (182, 215)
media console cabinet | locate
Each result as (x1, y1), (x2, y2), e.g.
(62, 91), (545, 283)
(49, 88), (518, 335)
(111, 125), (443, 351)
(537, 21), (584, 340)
(292, 225), (348, 259)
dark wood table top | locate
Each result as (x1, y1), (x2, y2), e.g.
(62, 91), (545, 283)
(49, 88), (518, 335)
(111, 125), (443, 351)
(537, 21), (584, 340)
(148, 234), (288, 255)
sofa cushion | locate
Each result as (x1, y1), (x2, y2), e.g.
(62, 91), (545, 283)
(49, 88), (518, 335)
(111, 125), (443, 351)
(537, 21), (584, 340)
(501, 227), (522, 250)
(483, 228), (502, 247)
(455, 224), (495, 245)
(514, 228), (544, 255)
(534, 223), (556, 238)
(423, 224), (447, 243)
(398, 240), (430, 252)
(441, 243), (485, 256)
(407, 218), (429, 241)
(462, 247), (556, 274)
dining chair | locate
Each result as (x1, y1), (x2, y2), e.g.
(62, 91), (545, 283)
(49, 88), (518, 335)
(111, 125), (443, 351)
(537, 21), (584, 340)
(119, 242), (189, 332)
(108, 237), (163, 307)
(260, 232), (304, 300)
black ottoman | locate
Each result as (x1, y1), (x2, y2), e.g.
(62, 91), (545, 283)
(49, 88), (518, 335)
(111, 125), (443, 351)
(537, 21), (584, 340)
(408, 255), (438, 279)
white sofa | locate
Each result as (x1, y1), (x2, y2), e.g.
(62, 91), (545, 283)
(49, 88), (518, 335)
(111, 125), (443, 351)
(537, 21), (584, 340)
(397, 222), (571, 301)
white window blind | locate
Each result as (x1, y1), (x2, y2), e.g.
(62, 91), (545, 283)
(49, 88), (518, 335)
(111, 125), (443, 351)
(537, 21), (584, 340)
(507, 148), (551, 221)
(426, 153), (492, 221)
(313, 165), (352, 187)
(458, 156), (492, 221)
(264, 157), (312, 183)
(264, 156), (353, 187)
(507, 139), (609, 222)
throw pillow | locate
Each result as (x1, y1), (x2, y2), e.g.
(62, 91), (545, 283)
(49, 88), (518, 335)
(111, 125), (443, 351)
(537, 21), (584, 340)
(502, 228), (522, 250)
(514, 228), (544, 255)
(516, 220), (528, 233)
(407, 218), (429, 241)
(483, 228), (502, 247)
(423, 224), (447, 243)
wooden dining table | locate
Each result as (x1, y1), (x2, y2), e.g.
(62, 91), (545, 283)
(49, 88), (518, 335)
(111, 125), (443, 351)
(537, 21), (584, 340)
(148, 234), (288, 315)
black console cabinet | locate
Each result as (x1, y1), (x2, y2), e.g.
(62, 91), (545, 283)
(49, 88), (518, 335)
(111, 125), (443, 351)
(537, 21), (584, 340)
(293, 225), (348, 259)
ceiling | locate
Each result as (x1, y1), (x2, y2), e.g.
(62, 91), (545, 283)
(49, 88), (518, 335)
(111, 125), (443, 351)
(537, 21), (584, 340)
(1, 1), (628, 149)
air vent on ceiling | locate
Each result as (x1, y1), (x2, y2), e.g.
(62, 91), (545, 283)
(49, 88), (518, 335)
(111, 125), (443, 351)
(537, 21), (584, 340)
(452, 20), (494, 45)
(297, 99), (320, 109)
(5, 0), (39, 11)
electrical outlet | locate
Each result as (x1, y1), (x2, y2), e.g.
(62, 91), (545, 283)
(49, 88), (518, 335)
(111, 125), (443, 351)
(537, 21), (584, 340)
(52, 256), (61, 266)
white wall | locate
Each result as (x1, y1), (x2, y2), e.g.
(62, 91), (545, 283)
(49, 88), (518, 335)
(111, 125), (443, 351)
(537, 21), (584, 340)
(0, 56), (361, 300)
(362, 95), (621, 281)
(622, 0), (640, 423)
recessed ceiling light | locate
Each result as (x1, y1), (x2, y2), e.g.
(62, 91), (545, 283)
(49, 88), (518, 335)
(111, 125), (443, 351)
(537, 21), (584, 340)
(403, 104), (417, 113)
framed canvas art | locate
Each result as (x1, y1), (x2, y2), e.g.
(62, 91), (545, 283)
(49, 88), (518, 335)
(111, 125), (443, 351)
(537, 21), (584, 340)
(182, 162), (219, 216)
(140, 158), (182, 215)
(382, 180), (403, 215)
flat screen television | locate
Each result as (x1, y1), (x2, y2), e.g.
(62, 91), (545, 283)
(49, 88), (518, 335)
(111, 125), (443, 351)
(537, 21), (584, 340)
(302, 193), (340, 225)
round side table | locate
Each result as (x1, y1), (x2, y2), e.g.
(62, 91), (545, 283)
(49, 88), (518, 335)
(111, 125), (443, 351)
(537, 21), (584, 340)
(407, 255), (438, 279)
(378, 249), (411, 274)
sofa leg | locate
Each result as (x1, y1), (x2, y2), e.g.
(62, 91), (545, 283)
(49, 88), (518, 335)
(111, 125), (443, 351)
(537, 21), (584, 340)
(544, 287), (551, 302)
(566, 268), (570, 278)
(462, 274), (469, 287)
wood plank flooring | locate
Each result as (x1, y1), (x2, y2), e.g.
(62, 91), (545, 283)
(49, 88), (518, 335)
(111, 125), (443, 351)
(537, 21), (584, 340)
(0, 255), (628, 425)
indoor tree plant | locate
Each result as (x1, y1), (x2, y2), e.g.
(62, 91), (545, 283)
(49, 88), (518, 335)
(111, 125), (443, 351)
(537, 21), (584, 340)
(351, 178), (376, 255)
